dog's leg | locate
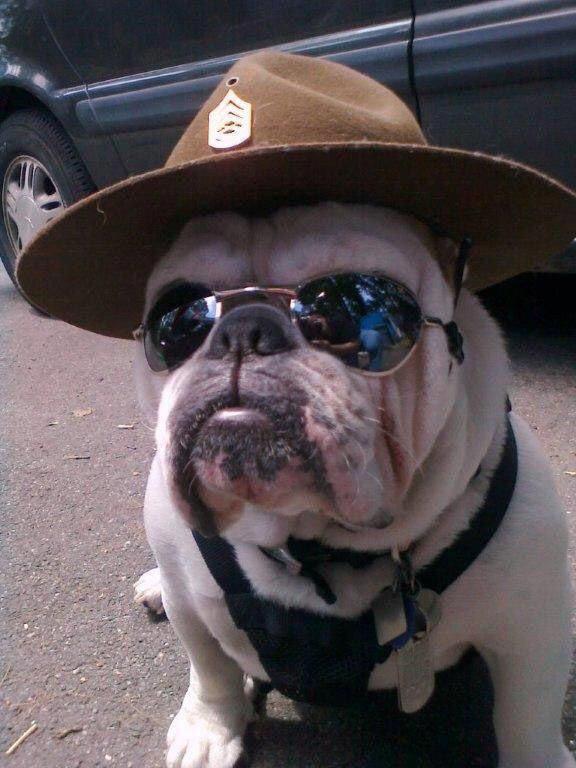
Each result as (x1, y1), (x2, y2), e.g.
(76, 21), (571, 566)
(164, 591), (253, 768)
(134, 567), (165, 615)
(478, 599), (575, 768)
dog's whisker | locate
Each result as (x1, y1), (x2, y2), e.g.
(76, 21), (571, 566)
(182, 453), (197, 478)
(341, 450), (362, 508)
(364, 468), (385, 494)
(377, 381), (430, 404)
(347, 432), (371, 474)
(363, 415), (383, 425)
(368, 413), (422, 472)
(363, 415), (418, 460)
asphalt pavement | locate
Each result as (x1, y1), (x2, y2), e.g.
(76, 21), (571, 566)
(1, 268), (575, 768)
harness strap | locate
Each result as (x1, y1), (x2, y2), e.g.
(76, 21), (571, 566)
(193, 530), (391, 704)
(192, 533), (251, 595)
(418, 417), (517, 593)
(193, 415), (518, 705)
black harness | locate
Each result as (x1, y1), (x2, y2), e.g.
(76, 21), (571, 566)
(193, 417), (517, 706)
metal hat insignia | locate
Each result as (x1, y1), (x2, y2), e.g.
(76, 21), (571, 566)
(208, 88), (252, 150)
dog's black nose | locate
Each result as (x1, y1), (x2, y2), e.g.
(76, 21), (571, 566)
(206, 304), (298, 359)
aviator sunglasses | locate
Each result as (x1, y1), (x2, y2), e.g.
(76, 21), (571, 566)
(135, 272), (465, 375)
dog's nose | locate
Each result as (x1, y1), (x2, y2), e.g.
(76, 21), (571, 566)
(206, 304), (298, 359)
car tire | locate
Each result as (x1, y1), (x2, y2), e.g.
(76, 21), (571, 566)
(0, 107), (95, 301)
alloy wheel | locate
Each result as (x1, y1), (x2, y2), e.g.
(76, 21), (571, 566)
(2, 155), (65, 267)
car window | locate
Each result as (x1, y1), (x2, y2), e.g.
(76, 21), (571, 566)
(43, 0), (409, 82)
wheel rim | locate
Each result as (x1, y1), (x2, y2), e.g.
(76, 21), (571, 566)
(2, 155), (66, 266)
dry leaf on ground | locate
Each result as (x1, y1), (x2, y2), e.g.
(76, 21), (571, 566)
(56, 726), (83, 740)
(73, 408), (93, 418)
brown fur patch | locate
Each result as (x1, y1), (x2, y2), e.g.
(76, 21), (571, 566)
(198, 484), (244, 532)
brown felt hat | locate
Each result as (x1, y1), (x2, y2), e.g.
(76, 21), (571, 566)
(16, 50), (576, 339)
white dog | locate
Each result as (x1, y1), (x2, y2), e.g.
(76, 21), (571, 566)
(132, 202), (574, 768)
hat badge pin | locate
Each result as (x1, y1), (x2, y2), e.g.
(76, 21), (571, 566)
(208, 83), (252, 150)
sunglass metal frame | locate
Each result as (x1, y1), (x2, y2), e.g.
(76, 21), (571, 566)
(134, 274), (460, 376)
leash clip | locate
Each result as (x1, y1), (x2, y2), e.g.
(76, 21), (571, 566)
(391, 546), (418, 596)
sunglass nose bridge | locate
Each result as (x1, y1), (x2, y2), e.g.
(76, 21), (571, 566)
(216, 286), (294, 317)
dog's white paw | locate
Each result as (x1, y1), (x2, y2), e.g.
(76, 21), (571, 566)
(134, 567), (165, 615)
(166, 701), (248, 768)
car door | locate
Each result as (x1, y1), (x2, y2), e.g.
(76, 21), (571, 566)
(411, 0), (576, 189)
(42, 0), (416, 175)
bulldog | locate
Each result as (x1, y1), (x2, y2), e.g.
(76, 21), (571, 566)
(16, 49), (576, 768)
(132, 202), (574, 768)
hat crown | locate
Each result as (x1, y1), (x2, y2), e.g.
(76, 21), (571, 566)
(167, 51), (426, 167)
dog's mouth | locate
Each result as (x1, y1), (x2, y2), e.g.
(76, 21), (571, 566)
(165, 356), (391, 535)
(193, 403), (323, 502)
(168, 392), (334, 532)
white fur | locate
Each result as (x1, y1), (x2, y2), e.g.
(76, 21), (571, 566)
(134, 203), (574, 768)
(133, 567), (165, 615)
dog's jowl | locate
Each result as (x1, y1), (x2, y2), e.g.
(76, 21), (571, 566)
(17, 51), (576, 768)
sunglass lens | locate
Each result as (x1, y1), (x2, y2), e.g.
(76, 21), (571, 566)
(144, 286), (217, 372)
(293, 274), (422, 372)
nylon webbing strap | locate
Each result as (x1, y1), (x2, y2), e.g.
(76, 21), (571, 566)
(193, 416), (518, 705)
(418, 418), (517, 594)
(193, 530), (390, 704)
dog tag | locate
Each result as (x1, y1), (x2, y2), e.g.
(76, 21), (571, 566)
(373, 589), (407, 646)
(416, 588), (442, 631)
(394, 589), (441, 714)
(395, 632), (436, 713)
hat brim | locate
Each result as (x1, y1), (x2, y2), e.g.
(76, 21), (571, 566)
(16, 142), (576, 339)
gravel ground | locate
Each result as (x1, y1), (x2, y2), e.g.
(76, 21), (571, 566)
(1, 269), (575, 767)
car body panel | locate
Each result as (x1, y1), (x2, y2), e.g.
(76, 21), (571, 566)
(82, 22), (415, 175)
(412, 0), (576, 188)
(43, 1), (414, 174)
(0, 0), (127, 187)
(39, 0), (411, 82)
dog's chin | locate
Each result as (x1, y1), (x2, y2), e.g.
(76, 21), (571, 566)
(193, 407), (316, 508)
(168, 390), (390, 535)
(167, 397), (330, 533)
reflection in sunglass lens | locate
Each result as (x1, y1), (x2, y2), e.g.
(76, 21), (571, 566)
(144, 286), (217, 372)
(293, 273), (422, 372)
